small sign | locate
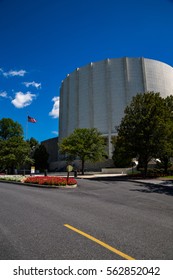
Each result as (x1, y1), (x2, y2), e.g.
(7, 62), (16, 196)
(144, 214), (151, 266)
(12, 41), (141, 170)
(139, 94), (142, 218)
(66, 165), (73, 172)
(31, 166), (35, 174)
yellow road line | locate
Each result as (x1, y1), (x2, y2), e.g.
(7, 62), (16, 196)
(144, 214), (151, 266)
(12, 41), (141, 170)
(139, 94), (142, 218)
(64, 224), (135, 260)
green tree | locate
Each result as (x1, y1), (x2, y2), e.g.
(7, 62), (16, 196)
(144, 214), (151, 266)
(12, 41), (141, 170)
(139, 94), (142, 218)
(112, 136), (132, 167)
(0, 118), (23, 140)
(26, 137), (39, 160)
(33, 144), (49, 171)
(59, 128), (107, 174)
(157, 95), (173, 173)
(0, 118), (35, 173)
(0, 136), (33, 173)
(27, 137), (39, 149)
(113, 92), (173, 177)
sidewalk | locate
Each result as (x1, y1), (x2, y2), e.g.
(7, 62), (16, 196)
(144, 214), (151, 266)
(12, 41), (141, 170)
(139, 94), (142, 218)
(77, 173), (127, 179)
(40, 171), (173, 187)
(77, 173), (173, 187)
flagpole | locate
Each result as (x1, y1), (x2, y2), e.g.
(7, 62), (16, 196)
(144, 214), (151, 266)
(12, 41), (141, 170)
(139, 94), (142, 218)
(26, 115), (37, 140)
(25, 114), (28, 140)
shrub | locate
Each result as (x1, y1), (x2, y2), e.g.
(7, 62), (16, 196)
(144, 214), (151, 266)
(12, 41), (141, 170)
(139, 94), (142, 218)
(0, 175), (25, 182)
(24, 176), (77, 186)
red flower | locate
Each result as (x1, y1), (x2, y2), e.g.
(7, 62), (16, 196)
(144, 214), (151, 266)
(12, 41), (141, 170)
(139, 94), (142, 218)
(24, 176), (77, 186)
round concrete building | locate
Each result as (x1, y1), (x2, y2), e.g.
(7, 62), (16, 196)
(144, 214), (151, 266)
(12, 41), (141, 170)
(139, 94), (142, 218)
(59, 57), (173, 158)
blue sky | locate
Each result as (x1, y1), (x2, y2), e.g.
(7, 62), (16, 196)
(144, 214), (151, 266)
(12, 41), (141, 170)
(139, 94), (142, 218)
(0, 0), (173, 142)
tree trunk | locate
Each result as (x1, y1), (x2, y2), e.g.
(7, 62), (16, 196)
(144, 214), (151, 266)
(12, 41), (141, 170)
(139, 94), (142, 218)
(164, 157), (168, 174)
(144, 164), (147, 178)
(81, 159), (85, 175)
(144, 159), (148, 178)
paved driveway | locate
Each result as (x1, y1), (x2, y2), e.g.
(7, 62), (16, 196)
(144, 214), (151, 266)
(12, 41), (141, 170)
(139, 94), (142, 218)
(0, 178), (172, 259)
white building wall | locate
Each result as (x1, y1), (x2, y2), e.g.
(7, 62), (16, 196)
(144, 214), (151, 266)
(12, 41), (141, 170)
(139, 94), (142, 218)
(92, 60), (108, 133)
(144, 58), (173, 97)
(78, 65), (90, 128)
(59, 57), (173, 158)
(109, 58), (126, 130)
(126, 57), (145, 100)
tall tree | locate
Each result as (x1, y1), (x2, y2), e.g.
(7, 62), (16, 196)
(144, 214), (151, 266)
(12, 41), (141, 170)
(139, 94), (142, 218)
(0, 118), (23, 140)
(112, 136), (132, 167)
(113, 92), (173, 176)
(33, 144), (49, 171)
(157, 95), (173, 173)
(0, 118), (34, 173)
(59, 128), (107, 174)
(0, 136), (33, 173)
(27, 137), (39, 149)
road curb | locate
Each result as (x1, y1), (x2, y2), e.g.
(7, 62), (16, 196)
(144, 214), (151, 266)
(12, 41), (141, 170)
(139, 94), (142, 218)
(0, 180), (77, 189)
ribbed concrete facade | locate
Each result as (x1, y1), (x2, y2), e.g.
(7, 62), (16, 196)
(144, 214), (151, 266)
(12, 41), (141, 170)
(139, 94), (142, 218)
(59, 57), (173, 158)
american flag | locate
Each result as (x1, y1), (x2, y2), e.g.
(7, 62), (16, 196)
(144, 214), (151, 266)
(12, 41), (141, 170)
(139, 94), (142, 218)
(28, 116), (37, 123)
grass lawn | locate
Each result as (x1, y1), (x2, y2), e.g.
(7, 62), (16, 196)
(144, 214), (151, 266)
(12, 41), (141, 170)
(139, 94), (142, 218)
(159, 175), (173, 179)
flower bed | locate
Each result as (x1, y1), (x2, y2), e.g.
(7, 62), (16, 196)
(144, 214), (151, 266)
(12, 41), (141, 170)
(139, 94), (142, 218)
(24, 176), (77, 186)
(0, 175), (25, 182)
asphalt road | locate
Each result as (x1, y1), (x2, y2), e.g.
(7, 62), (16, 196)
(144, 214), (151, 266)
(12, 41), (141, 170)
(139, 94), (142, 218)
(0, 178), (172, 260)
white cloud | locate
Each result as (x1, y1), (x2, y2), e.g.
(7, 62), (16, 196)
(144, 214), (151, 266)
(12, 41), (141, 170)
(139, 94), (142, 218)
(11, 91), (36, 108)
(49, 96), (60, 118)
(0, 91), (12, 100)
(0, 91), (8, 98)
(52, 131), (58, 136)
(23, 81), (41, 89)
(3, 69), (27, 77)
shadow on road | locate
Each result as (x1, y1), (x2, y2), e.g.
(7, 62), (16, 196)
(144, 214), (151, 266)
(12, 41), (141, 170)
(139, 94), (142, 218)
(130, 182), (173, 196)
(87, 175), (128, 181)
(86, 176), (173, 196)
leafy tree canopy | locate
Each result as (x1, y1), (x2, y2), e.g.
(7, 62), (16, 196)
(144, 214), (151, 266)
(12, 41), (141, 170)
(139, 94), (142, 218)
(27, 137), (39, 148)
(0, 118), (23, 140)
(112, 136), (132, 168)
(113, 92), (173, 176)
(0, 118), (36, 173)
(59, 128), (107, 174)
(0, 136), (33, 172)
(33, 144), (49, 171)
